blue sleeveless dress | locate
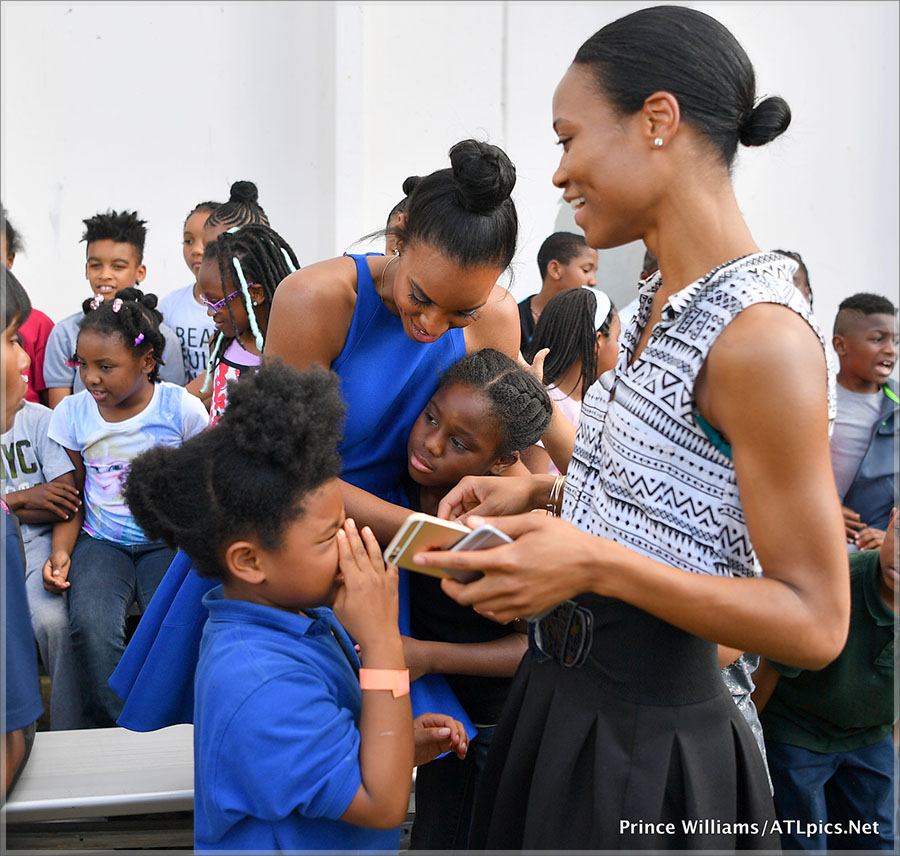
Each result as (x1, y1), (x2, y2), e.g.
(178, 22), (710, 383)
(110, 254), (473, 737)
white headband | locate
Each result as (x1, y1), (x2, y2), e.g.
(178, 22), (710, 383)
(582, 286), (612, 331)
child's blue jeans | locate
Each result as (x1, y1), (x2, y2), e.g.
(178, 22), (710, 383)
(766, 737), (898, 851)
(66, 533), (174, 728)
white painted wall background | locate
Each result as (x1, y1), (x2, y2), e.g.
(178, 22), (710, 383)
(2, 1), (897, 372)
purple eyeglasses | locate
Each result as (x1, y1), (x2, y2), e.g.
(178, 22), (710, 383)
(200, 289), (241, 313)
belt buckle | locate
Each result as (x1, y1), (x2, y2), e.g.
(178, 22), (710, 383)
(531, 600), (593, 668)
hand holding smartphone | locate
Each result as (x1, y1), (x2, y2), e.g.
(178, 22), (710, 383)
(383, 512), (512, 583)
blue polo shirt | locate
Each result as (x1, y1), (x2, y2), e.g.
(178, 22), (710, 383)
(193, 588), (401, 852)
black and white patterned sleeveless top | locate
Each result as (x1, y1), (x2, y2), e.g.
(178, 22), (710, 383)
(563, 252), (835, 578)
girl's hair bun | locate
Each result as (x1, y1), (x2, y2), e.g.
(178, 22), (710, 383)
(449, 139), (517, 214)
(401, 175), (423, 196)
(229, 180), (260, 205)
(80, 286), (159, 316)
(739, 96), (791, 148)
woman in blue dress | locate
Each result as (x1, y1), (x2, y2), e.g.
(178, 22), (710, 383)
(111, 139), (523, 732)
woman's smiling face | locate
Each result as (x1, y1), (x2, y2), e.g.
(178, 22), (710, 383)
(386, 242), (501, 344)
(551, 64), (659, 251)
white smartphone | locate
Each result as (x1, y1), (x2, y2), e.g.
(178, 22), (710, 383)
(383, 512), (472, 578)
(447, 524), (514, 583)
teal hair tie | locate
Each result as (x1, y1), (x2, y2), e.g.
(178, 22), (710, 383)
(231, 257), (265, 352)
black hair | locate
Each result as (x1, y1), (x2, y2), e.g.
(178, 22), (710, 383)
(185, 200), (222, 228)
(573, 5), (791, 168)
(77, 286), (166, 382)
(2, 268), (31, 329)
(774, 249), (812, 305)
(81, 210), (147, 261)
(2, 203), (24, 258)
(201, 224), (301, 391)
(124, 360), (345, 580)
(390, 139), (518, 270)
(439, 348), (552, 456)
(524, 287), (616, 400)
(385, 175), (422, 229)
(204, 181), (269, 232)
(834, 293), (898, 335)
(536, 231), (589, 280)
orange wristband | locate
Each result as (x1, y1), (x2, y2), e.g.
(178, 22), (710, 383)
(358, 668), (410, 698)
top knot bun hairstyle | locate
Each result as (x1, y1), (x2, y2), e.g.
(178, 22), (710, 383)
(393, 139), (519, 270)
(124, 360), (345, 580)
(573, 5), (791, 167)
(204, 180), (270, 232)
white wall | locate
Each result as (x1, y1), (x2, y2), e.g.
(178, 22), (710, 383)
(2, 0), (897, 369)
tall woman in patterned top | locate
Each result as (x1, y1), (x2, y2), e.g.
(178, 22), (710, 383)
(415, 6), (849, 850)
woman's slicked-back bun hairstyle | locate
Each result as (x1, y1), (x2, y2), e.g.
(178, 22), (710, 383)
(573, 5), (791, 167)
(398, 139), (518, 270)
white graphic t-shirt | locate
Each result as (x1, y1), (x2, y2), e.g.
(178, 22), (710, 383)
(48, 382), (208, 544)
(160, 284), (216, 382)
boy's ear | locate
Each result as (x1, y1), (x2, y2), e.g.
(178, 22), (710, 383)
(546, 259), (563, 281)
(488, 451), (520, 475)
(224, 540), (267, 585)
(135, 264), (147, 284)
(832, 333), (847, 356)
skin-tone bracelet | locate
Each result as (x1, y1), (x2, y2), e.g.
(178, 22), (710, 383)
(359, 668), (411, 698)
(546, 475), (566, 517)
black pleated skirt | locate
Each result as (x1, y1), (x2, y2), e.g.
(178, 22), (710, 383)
(468, 596), (778, 851)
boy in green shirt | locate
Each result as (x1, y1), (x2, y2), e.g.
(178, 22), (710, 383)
(753, 507), (897, 851)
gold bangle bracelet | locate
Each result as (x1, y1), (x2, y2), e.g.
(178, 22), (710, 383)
(545, 475), (566, 517)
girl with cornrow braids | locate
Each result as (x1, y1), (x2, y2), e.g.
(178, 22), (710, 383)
(44, 288), (209, 728)
(401, 348), (551, 849)
(201, 180), (269, 245)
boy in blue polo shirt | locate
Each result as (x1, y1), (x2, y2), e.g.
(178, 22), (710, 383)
(753, 507), (898, 851)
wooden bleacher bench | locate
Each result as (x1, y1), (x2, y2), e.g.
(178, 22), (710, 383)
(2, 724), (416, 850)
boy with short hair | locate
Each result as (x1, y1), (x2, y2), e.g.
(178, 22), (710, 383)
(44, 210), (186, 407)
(517, 231), (598, 345)
(829, 293), (898, 550)
(752, 507), (898, 852)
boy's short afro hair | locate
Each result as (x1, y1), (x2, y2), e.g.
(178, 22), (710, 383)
(81, 210), (148, 261)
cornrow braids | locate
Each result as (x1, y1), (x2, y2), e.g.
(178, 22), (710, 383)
(185, 200), (222, 227)
(204, 181), (269, 231)
(440, 348), (552, 456)
(523, 287), (615, 400)
(199, 224), (301, 393)
(78, 286), (166, 383)
(81, 210), (147, 261)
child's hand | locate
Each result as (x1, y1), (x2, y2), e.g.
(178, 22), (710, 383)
(42, 551), (71, 593)
(841, 505), (866, 541)
(332, 519), (399, 648)
(413, 713), (468, 765)
(7, 482), (81, 520)
(855, 526), (886, 551)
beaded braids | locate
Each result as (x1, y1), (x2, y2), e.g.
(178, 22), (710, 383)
(204, 181), (269, 232)
(440, 348), (552, 456)
(200, 224), (300, 392)
(81, 210), (147, 261)
(77, 287), (167, 382)
(524, 286), (616, 401)
(123, 360), (345, 580)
